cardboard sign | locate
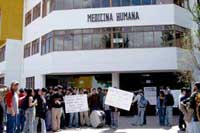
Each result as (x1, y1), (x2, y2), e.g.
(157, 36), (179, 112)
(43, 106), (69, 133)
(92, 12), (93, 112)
(144, 87), (157, 105)
(64, 94), (89, 113)
(105, 87), (134, 111)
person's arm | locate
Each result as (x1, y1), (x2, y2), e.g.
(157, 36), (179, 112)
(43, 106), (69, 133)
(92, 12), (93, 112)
(29, 97), (37, 107)
(5, 92), (15, 116)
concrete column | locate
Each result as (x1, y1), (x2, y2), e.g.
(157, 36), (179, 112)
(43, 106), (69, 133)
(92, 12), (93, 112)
(112, 73), (120, 88)
(35, 75), (46, 89)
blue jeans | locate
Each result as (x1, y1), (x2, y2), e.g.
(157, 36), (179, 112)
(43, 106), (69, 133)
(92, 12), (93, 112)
(165, 106), (173, 126)
(45, 110), (52, 130)
(137, 107), (145, 126)
(6, 114), (18, 133)
(69, 113), (79, 128)
(111, 112), (119, 128)
(105, 110), (111, 126)
(158, 107), (166, 126)
(19, 109), (25, 132)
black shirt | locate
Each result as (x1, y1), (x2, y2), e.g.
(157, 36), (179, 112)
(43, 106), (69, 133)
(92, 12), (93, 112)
(0, 104), (3, 124)
(51, 93), (64, 108)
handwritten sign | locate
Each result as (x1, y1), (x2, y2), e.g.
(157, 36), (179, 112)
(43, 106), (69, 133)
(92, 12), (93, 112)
(64, 94), (89, 113)
(171, 90), (181, 108)
(105, 87), (134, 111)
(144, 87), (157, 105)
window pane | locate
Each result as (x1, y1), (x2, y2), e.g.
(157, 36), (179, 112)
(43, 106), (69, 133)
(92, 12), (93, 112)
(93, 34), (102, 49)
(112, 0), (121, 7)
(55, 0), (64, 10)
(125, 33), (135, 48)
(73, 35), (82, 50)
(74, 0), (82, 9)
(102, 0), (110, 7)
(122, 0), (130, 6)
(154, 32), (163, 47)
(92, 0), (100, 8)
(144, 32), (154, 47)
(142, 0), (151, 5)
(64, 0), (73, 9)
(101, 34), (111, 48)
(113, 32), (123, 48)
(82, 0), (92, 8)
(83, 34), (92, 50)
(132, 0), (141, 5)
(49, 38), (54, 52)
(54, 36), (63, 51)
(64, 34), (73, 51)
(134, 32), (143, 48)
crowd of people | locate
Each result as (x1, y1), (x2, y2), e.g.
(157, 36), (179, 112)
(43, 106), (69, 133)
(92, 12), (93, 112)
(0, 81), (200, 133)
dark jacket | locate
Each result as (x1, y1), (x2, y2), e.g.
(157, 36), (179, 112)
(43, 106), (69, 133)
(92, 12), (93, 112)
(51, 93), (64, 108)
(36, 96), (47, 119)
(0, 104), (3, 124)
(164, 94), (174, 107)
(89, 94), (101, 109)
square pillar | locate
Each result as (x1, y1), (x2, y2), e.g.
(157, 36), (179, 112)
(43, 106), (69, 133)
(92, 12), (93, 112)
(112, 73), (120, 88)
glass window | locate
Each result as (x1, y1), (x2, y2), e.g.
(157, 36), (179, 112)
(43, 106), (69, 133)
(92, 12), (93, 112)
(134, 32), (143, 48)
(132, 0), (141, 5)
(154, 32), (163, 47)
(24, 43), (31, 58)
(73, 35), (82, 50)
(64, 34), (73, 51)
(144, 32), (154, 47)
(124, 33), (134, 48)
(122, 0), (131, 6)
(142, 0), (151, 5)
(112, 0), (121, 7)
(33, 3), (41, 20)
(92, 0), (101, 8)
(54, 36), (64, 51)
(74, 0), (82, 9)
(25, 10), (32, 26)
(93, 34), (102, 49)
(49, 37), (54, 52)
(32, 39), (40, 55)
(83, 34), (92, 50)
(54, 0), (64, 10)
(152, 0), (156, 4)
(101, 34), (111, 48)
(82, 0), (92, 8)
(102, 0), (110, 7)
(63, 0), (73, 9)
(113, 32), (123, 48)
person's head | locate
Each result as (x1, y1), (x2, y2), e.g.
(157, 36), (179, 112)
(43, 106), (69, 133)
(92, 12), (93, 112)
(159, 91), (165, 97)
(41, 88), (48, 96)
(193, 82), (200, 93)
(10, 80), (19, 92)
(53, 87), (58, 94)
(92, 88), (96, 95)
(79, 89), (83, 94)
(26, 89), (34, 97)
(97, 87), (102, 93)
(104, 89), (108, 95)
(19, 88), (24, 94)
(181, 88), (187, 96)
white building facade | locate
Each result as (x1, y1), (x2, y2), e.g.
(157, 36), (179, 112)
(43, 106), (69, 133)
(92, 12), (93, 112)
(1, 0), (200, 90)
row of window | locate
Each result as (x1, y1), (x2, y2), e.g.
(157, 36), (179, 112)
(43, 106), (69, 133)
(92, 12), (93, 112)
(25, 3), (41, 26)
(23, 25), (190, 57)
(0, 46), (5, 63)
(24, 39), (40, 58)
(0, 77), (4, 85)
(42, 0), (186, 17)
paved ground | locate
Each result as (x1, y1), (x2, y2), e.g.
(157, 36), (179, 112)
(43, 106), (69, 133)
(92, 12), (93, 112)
(54, 116), (185, 133)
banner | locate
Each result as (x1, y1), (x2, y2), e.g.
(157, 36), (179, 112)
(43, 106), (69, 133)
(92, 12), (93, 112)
(171, 90), (181, 108)
(64, 94), (89, 113)
(144, 87), (157, 105)
(105, 87), (134, 111)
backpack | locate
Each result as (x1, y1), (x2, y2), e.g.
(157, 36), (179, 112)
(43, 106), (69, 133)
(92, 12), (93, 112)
(139, 95), (148, 108)
(21, 97), (29, 111)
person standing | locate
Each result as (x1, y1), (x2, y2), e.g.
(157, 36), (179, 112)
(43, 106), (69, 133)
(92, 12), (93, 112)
(23, 89), (37, 133)
(35, 88), (48, 133)
(51, 87), (64, 132)
(110, 106), (119, 129)
(45, 87), (53, 131)
(178, 88), (187, 131)
(157, 91), (166, 126)
(133, 90), (148, 126)
(0, 95), (4, 133)
(103, 89), (111, 127)
(164, 88), (174, 127)
(97, 87), (104, 110)
(88, 88), (101, 111)
(68, 88), (79, 128)
(79, 89), (90, 127)
(18, 88), (26, 132)
(5, 81), (20, 133)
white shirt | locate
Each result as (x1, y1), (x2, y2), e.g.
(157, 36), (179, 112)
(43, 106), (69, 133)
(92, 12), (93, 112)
(133, 94), (141, 104)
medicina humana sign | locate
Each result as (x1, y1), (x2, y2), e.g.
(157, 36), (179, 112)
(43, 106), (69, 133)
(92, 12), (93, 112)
(87, 11), (139, 22)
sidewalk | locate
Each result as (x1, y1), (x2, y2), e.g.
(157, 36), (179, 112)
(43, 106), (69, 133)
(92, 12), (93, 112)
(54, 116), (184, 133)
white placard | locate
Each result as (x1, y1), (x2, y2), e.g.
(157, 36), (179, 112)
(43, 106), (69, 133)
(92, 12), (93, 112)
(105, 87), (134, 111)
(144, 87), (157, 105)
(171, 90), (181, 108)
(64, 94), (89, 113)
